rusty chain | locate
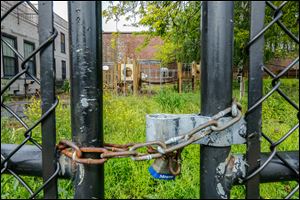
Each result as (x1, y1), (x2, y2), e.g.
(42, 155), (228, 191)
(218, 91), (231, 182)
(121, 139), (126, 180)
(57, 100), (242, 176)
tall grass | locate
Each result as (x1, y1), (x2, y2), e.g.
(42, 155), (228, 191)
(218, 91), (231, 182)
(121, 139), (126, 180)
(1, 79), (298, 199)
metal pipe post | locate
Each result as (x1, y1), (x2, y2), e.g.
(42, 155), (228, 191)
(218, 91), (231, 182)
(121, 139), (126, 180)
(200, 1), (234, 199)
(246, 2), (265, 198)
(1, 144), (73, 179)
(2, 144), (298, 184)
(69, 1), (103, 198)
(38, 1), (57, 198)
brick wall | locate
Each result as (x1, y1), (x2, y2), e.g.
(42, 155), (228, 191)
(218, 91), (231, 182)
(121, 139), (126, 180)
(102, 32), (164, 62)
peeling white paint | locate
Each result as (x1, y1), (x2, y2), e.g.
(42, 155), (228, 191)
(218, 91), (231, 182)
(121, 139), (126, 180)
(77, 163), (85, 186)
(233, 156), (247, 178)
(146, 113), (246, 146)
(59, 156), (66, 176)
(217, 161), (226, 175)
(216, 183), (227, 199)
(81, 98), (89, 108)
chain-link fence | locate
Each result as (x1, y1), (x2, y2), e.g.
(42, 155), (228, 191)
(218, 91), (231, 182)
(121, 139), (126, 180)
(139, 60), (178, 94)
(244, 1), (299, 198)
(1, 1), (299, 199)
(200, 1), (298, 199)
(1, 1), (59, 199)
(181, 63), (193, 92)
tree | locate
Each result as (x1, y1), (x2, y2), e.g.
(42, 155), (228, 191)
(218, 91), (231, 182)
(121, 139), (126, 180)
(103, 1), (201, 64)
(103, 1), (299, 66)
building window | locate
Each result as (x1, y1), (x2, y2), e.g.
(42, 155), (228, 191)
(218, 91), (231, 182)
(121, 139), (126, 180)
(1, 35), (18, 78)
(24, 41), (36, 78)
(60, 32), (66, 53)
(61, 60), (66, 80)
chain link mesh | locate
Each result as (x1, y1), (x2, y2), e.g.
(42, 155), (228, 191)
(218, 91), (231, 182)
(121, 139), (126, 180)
(244, 1), (299, 198)
(1, 1), (58, 199)
(1, 1), (299, 199)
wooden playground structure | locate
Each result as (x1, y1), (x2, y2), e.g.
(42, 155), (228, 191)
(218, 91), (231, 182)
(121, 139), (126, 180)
(102, 60), (201, 95)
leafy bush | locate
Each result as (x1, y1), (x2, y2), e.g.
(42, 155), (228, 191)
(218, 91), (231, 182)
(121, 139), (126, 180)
(1, 80), (12, 102)
(62, 80), (70, 94)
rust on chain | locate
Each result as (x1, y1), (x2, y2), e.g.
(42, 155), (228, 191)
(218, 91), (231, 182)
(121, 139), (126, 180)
(211, 109), (242, 131)
(74, 146), (108, 164)
(101, 151), (138, 159)
(129, 141), (167, 161)
(168, 149), (182, 176)
(147, 145), (158, 154)
(103, 143), (137, 153)
(80, 147), (109, 154)
(104, 146), (128, 152)
(56, 101), (242, 165)
(130, 141), (167, 151)
(60, 148), (108, 164)
(57, 140), (108, 164)
(57, 140), (82, 158)
(104, 143), (136, 150)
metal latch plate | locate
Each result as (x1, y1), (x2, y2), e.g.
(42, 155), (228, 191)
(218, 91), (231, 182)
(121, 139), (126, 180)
(146, 114), (246, 147)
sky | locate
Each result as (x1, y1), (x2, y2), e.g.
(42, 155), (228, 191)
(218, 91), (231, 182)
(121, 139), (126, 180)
(31, 1), (147, 32)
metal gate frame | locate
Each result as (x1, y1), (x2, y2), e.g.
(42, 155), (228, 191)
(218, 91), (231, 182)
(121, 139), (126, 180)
(200, 1), (299, 199)
(245, 2), (299, 198)
(1, 1), (59, 199)
(1, 1), (299, 199)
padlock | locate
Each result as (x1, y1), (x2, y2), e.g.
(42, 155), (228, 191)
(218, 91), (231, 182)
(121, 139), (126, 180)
(146, 109), (246, 180)
(148, 154), (181, 180)
(148, 157), (175, 180)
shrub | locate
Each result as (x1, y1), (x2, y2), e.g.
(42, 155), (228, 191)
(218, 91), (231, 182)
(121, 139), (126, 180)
(62, 80), (70, 93)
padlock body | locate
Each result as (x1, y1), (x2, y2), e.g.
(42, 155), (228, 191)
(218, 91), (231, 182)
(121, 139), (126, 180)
(148, 158), (175, 180)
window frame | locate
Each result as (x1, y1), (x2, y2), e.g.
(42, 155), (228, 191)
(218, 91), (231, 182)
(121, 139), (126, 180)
(23, 39), (36, 78)
(61, 60), (66, 80)
(1, 33), (19, 78)
(60, 32), (66, 54)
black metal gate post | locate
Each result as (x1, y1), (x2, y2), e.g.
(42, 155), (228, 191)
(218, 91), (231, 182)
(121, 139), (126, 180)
(69, 1), (104, 199)
(246, 2), (265, 199)
(200, 1), (234, 199)
(39, 1), (58, 198)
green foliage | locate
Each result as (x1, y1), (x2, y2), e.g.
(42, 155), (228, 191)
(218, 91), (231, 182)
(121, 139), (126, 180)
(1, 79), (299, 199)
(154, 89), (186, 112)
(154, 88), (199, 113)
(61, 80), (70, 94)
(103, 1), (201, 64)
(233, 1), (250, 68)
(103, 1), (299, 67)
(1, 90), (11, 102)
(56, 80), (70, 94)
(1, 80), (12, 102)
(264, 1), (299, 62)
(111, 32), (120, 50)
(1, 95), (73, 199)
(134, 34), (152, 54)
(154, 40), (177, 65)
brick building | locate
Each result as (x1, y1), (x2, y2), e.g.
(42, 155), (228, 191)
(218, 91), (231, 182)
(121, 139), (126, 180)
(102, 32), (164, 62)
(1, 1), (70, 95)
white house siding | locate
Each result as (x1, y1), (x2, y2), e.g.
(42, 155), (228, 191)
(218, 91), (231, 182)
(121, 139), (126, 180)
(1, 1), (69, 95)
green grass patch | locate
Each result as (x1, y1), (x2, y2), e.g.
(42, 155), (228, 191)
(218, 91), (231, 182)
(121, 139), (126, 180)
(1, 79), (298, 199)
